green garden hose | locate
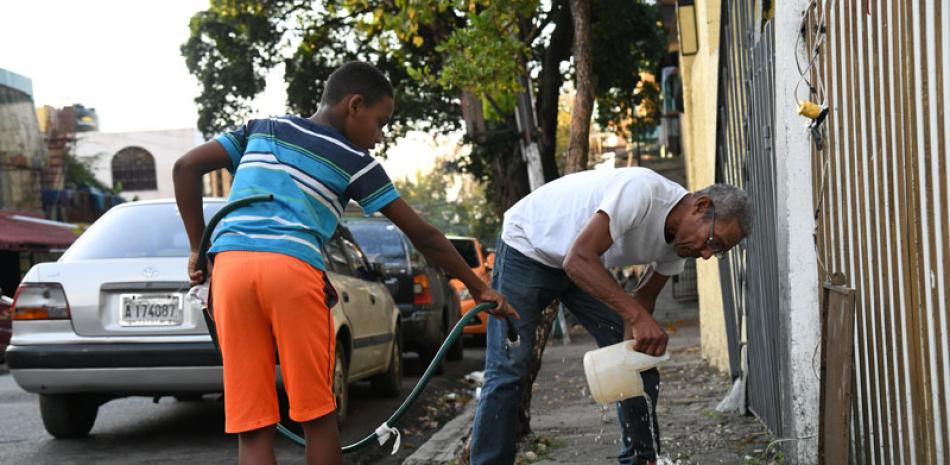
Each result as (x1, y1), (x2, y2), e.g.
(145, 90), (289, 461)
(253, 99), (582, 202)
(195, 195), (517, 454)
(280, 301), (501, 453)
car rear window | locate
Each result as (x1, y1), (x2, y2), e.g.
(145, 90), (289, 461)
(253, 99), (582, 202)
(60, 202), (223, 261)
(346, 221), (407, 266)
(450, 239), (480, 268)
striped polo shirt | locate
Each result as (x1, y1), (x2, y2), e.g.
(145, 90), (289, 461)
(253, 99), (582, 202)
(208, 116), (400, 271)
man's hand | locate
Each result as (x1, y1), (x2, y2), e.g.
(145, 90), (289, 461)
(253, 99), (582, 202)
(188, 251), (209, 286)
(624, 310), (668, 356)
(474, 287), (520, 320)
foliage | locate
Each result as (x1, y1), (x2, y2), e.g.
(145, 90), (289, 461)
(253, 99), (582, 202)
(182, 1), (666, 197)
(63, 152), (115, 193)
(181, 0), (462, 140)
(588, 0), (665, 137)
(393, 157), (500, 244)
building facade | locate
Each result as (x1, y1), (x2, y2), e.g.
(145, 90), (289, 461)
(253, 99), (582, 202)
(74, 128), (205, 201)
(0, 68), (47, 212)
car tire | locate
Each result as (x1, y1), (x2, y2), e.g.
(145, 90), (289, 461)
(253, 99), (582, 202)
(333, 343), (349, 428)
(371, 328), (403, 397)
(446, 310), (464, 362)
(39, 394), (99, 439)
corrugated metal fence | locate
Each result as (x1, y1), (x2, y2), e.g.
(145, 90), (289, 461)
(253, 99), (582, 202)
(805, 0), (949, 463)
(714, 0), (787, 436)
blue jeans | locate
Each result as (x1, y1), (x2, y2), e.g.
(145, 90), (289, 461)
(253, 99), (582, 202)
(470, 240), (660, 465)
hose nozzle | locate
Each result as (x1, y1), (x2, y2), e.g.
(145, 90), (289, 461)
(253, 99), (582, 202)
(505, 316), (521, 348)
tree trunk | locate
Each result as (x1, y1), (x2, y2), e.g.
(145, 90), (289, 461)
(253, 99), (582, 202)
(492, 143), (533, 212)
(514, 0), (595, 446)
(459, 3), (594, 461)
(564, 0), (594, 174)
(536, 0), (573, 183)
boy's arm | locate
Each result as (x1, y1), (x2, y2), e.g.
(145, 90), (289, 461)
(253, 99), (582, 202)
(379, 199), (519, 320)
(173, 141), (233, 285)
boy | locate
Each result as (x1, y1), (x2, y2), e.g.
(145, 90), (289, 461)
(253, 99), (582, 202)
(174, 61), (517, 465)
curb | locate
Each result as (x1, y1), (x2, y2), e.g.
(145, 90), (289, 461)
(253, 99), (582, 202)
(402, 399), (477, 465)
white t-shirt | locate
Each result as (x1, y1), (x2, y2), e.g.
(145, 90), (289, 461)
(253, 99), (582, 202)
(501, 167), (688, 276)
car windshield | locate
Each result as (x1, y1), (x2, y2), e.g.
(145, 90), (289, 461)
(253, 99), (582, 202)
(450, 239), (480, 268)
(60, 202), (224, 261)
(346, 221), (407, 265)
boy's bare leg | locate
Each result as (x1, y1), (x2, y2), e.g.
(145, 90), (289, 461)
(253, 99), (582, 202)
(302, 412), (342, 465)
(238, 425), (277, 465)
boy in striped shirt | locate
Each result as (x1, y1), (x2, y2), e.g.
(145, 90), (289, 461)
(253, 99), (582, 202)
(174, 61), (517, 465)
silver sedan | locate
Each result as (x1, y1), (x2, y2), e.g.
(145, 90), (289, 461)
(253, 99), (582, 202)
(6, 199), (403, 438)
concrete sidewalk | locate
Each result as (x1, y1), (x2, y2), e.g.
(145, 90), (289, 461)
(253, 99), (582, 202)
(527, 322), (773, 465)
(405, 319), (776, 465)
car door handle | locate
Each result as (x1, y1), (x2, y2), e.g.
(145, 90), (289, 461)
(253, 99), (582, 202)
(342, 291), (350, 303)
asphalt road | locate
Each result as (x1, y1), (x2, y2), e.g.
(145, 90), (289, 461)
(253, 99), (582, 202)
(0, 345), (486, 465)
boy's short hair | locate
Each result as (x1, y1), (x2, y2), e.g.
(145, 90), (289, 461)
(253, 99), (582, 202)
(321, 61), (394, 106)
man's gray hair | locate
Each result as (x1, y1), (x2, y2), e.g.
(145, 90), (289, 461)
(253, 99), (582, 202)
(695, 184), (754, 235)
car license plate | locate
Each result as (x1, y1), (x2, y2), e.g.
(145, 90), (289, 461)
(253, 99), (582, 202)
(119, 294), (183, 326)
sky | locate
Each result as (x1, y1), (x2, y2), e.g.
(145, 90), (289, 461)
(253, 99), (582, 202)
(0, 0), (439, 179)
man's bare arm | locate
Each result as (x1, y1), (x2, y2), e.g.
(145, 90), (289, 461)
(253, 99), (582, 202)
(563, 211), (668, 355)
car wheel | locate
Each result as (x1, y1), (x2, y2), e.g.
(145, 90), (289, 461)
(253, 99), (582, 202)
(333, 343), (349, 428)
(446, 310), (464, 362)
(39, 394), (99, 439)
(371, 327), (403, 397)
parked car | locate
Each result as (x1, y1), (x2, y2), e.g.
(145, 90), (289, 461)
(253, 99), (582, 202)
(343, 217), (463, 368)
(446, 236), (494, 341)
(6, 199), (402, 438)
(0, 289), (12, 364)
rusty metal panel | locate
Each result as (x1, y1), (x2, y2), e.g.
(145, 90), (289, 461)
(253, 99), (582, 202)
(806, 0), (950, 463)
(819, 281), (856, 465)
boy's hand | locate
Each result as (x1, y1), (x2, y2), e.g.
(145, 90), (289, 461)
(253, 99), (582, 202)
(475, 288), (520, 320)
(174, 140), (232, 287)
(188, 251), (209, 286)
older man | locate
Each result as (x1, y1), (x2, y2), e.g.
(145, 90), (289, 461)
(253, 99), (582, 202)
(470, 167), (752, 465)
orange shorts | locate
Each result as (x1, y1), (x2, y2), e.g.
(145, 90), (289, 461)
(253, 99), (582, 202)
(210, 251), (336, 433)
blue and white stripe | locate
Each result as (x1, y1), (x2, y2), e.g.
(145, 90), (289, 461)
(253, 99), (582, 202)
(238, 153), (344, 217)
(272, 117), (367, 158)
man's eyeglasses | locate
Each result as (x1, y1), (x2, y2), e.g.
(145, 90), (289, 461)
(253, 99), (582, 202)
(706, 206), (728, 260)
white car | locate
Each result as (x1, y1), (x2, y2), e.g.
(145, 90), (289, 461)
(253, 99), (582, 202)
(6, 199), (402, 438)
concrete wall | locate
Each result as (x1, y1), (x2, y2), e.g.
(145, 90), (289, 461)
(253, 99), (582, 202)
(678, 0), (729, 374)
(773, 1), (821, 462)
(0, 79), (46, 212)
(74, 128), (204, 201)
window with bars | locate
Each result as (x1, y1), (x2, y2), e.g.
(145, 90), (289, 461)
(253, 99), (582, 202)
(111, 147), (156, 191)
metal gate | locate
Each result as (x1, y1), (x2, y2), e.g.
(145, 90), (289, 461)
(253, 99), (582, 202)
(672, 258), (698, 301)
(714, 0), (786, 436)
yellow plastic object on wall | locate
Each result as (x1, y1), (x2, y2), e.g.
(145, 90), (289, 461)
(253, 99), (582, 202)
(798, 100), (823, 120)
